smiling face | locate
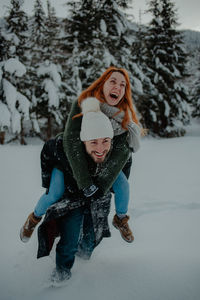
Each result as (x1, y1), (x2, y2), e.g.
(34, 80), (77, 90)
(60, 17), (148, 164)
(103, 71), (126, 106)
(84, 138), (111, 163)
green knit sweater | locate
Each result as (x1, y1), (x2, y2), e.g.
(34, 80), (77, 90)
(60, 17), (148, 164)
(63, 100), (131, 194)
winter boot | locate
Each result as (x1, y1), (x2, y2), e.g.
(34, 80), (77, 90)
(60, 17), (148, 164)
(20, 212), (42, 242)
(50, 268), (71, 287)
(112, 214), (134, 243)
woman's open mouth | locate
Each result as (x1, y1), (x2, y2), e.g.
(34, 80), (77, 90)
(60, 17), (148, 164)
(110, 93), (119, 99)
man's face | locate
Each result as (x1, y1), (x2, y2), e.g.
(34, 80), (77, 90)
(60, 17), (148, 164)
(84, 138), (112, 163)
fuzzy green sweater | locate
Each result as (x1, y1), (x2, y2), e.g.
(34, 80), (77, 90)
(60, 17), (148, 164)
(63, 100), (131, 194)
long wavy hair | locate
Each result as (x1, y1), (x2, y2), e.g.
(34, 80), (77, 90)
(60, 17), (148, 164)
(74, 66), (139, 129)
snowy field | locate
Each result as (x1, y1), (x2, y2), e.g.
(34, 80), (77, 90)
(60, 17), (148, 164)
(0, 121), (200, 300)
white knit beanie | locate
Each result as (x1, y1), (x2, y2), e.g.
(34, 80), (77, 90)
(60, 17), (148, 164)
(80, 97), (114, 141)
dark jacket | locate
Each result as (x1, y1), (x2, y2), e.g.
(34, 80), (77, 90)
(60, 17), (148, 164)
(37, 193), (111, 259)
(37, 134), (112, 259)
(63, 100), (132, 194)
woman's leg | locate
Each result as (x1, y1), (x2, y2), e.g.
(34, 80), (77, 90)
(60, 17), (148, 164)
(112, 171), (134, 243)
(34, 168), (65, 217)
(112, 170), (129, 216)
(20, 168), (65, 243)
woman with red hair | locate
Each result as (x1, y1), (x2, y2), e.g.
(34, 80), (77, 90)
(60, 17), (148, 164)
(63, 66), (141, 243)
(20, 67), (141, 251)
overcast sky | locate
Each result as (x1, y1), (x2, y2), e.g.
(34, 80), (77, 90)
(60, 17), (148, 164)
(0, 0), (200, 32)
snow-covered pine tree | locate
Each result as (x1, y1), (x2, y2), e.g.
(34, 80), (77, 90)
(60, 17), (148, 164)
(30, 0), (47, 66)
(32, 60), (65, 139)
(63, 0), (106, 92)
(6, 0), (28, 62)
(0, 21), (11, 144)
(0, 21), (11, 61)
(141, 0), (190, 137)
(45, 0), (60, 63)
(0, 2), (31, 144)
(192, 62), (200, 118)
(5, 0), (32, 110)
(97, 0), (129, 66)
(28, 0), (49, 137)
(64, 0), (138, 91)
(0, 58), (30, 144)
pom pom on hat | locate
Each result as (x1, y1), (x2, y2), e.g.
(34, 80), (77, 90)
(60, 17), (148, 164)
(81, 97), (100, 114)
(80, 98), (114, 141)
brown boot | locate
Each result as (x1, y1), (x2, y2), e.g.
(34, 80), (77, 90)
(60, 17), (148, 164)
(112, 214), (134, 243)
(20, 212), (42, 243)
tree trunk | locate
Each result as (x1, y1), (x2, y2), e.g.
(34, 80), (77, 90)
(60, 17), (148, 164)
(47, 115), (52, 140)
(0, 131), (5, 144)
(20, 118), (27, 145)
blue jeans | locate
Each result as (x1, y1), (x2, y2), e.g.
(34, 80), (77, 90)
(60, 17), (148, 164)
(34, 168), (65, 217)
(56, 207), (84, 271)
(56, 207), (95, 271)
(34, 168), (129, 217)
(112, 170), (129, 215)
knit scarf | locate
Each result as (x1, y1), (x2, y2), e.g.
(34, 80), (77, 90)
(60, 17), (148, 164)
(100, 103), (140, 153)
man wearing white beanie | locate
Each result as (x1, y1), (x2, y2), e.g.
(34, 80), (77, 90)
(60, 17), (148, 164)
(80, 97), (114, 142)
(80, 97), (113, 164)
(20, 99), (116, 286)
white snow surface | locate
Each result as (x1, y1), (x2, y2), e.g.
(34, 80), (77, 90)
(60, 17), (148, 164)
(0, 121), (200, 300)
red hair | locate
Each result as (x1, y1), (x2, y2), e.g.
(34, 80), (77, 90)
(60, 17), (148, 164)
(74, 66), (139, 129)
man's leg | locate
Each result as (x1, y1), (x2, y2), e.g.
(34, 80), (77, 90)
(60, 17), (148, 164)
(56, 207), (84, 273)
(77, 208), (95, 259)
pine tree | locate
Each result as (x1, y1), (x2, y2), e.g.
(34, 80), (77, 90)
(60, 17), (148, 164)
(30, 0), (47, 66)
(0, 2), (30, 144)
(45, 0), (60, 62)
(141, 0), (190, 137)
(192, 82), (200, 119)
(6, 0), (28, 61)
(192, 56), (200, 118)
(97, 0), (130, 64)
(32, 60), (68, 140)
(28, 0), (48, 137)
(64, 0), (136, 91)
(63, 0), (106, 91)
(0, 24), (10, 61)
(0, 58), (30, 144)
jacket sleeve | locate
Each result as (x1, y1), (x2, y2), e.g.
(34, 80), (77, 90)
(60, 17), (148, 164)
(95, 132), (131, 194)
(40, 139), (55, 188)
(63, 100), (93, 190)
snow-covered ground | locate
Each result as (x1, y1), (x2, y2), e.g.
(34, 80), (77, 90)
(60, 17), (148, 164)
(0, 121), (200, 300)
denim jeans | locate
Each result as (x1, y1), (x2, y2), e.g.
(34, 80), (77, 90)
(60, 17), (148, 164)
(34, 168), (129, 218)
(112, 170), (129, 215)
(56, 207), (95, 271)
(77, 208), (95, 259)
(34, 168), (65, 217)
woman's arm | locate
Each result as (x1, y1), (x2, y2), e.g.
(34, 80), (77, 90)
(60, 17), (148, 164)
(95, 132), (131, 195)
(63, 100), (93, 190)
(63, 100), (131, 195)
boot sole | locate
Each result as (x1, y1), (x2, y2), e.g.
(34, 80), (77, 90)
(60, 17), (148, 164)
(20, 227), (30, 243)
